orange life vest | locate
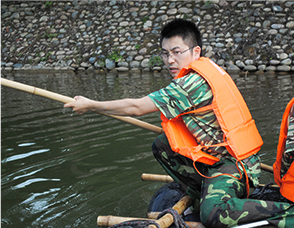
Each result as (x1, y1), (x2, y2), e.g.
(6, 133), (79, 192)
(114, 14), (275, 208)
(161, 57), (263, 195)
(161, 57), (263, 165)
(273, 97), (294, 202)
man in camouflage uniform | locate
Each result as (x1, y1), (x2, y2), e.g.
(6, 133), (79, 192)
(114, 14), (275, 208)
(149, 20), (294, 227)
(65, 19), (294, 227)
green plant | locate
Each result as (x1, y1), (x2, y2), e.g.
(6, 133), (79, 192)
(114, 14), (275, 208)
(107, 48), (123, 62)
(149, 55), (163, 67)
(135, 44), (141, 50)
(36, 50), (41, 58)
(141, 16), (149, 24)
(43, 33), (57, 40)
(45, 1), (53, 8)
(41, 52), (52, 61)
(97, 59), (105, 67)
(43, 27), (58, 40)
(182, 13), (189, 20)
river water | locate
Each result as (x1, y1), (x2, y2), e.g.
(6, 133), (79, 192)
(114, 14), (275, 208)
(1, 70), (294, 228)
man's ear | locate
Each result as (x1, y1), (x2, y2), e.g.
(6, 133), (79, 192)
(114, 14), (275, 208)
(193, 46), (201, 60)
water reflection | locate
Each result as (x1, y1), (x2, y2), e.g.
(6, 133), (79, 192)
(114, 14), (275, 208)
(1, 70), (294, 227)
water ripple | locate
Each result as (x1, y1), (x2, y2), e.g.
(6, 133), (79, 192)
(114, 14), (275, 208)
(12, 178), (60, 190)
(2, 149), (50, 163)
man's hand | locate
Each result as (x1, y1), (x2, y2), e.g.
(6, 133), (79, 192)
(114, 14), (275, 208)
(64, 96), (93, 114)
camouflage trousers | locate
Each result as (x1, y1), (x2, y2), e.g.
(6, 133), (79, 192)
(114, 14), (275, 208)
(152, 134), (294, 228)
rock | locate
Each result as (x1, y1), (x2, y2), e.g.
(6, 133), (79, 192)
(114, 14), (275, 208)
(5, 62), (13, 67)
(130, 61), (140, 68)
(87, 57), (95, 64)
(2, 12), (12, 18)
(278, 53), (288, 60)
(273, 5), (283, 12)
(40, 16), (48, 22)
(141, 59), (150, 68)
(265, 66), (276, 71)
(236, 60), (245, 68)
(286, 21), (294, 28)
(105, 59), (115, 70)
(120, 21), (129, 27)
(117, 67), (129, 72)
(277, 65), (291, 72)
(167, 9), (177, 15)
(245, 59), (254, 65)
(10, 12), (20, 19)
(281, 58), (291, 65)
(270, 60), (280, 65)
(258, 65), (266, 71)
(227, 64), (240, 72)
(81, 62), (89, 68)
(244, 65), (257, 71)
(13, 63), (23, 68)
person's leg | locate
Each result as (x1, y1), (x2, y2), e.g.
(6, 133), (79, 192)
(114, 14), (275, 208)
(152, 134), (203, 200)
(200, 159), (294, 228)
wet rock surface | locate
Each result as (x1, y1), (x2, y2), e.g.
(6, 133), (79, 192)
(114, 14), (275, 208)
(1, 0), (294, 73)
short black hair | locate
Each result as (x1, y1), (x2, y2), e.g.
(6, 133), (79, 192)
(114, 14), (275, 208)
(160, 19), (202, 56)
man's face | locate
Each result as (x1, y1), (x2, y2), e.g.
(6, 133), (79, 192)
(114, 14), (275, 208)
(161, 36), (201, 78)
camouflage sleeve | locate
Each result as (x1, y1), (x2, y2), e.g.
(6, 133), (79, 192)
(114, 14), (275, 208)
(148, 72), (212, 119)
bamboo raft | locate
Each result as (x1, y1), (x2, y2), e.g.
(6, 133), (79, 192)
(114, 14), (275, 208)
(96, 173), (277, 228)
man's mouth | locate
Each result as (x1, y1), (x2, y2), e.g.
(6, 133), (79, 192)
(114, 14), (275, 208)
(169, 67), (178, 74)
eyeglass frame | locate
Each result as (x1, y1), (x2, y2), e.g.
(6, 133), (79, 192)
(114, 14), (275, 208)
(159, 46), (196, 60)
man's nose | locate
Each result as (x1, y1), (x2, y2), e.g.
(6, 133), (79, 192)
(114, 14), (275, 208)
(167, 54), (175, 63)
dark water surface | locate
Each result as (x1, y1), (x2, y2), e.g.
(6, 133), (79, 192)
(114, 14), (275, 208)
(1, 71), (294, 227)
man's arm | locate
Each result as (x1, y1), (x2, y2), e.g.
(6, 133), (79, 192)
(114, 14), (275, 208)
(64, 95), (159, 116)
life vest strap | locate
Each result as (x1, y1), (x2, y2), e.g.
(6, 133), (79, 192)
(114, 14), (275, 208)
(193, 159), (250, 198)
(181, 104), (213, 116)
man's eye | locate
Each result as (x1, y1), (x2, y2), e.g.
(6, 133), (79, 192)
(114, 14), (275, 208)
(173, 51), (181, 55)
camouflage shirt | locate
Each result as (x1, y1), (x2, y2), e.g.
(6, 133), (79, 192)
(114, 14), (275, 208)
(148, 71), (261, 186)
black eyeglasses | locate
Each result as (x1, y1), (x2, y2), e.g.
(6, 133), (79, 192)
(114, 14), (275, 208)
(159, 46), (195, 60)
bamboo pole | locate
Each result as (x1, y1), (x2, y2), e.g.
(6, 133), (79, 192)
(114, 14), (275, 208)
(260, 163), (273, 173)
(149, 195), (192, 228)
(97, 195), (194, 228)
(141, 173), (279, 188)
(141, 173), (173, 183)
(97, 216), (204, 228)
(1, 78), (164, 134)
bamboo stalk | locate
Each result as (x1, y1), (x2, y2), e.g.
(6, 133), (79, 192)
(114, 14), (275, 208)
(141, 173), (173, 183)
(1, 78), (164, 134)
(1, 78), (74, 103)
(97, 215), (153, 226)
(97, 216), (204, 228)
(149, 195), (192, 228)
(260, 163), (273, 173)
(141, 173), (279, 188)
(97, 195), (193, 228)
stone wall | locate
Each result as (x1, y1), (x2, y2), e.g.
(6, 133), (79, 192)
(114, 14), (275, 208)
(1, 0), (294, 73)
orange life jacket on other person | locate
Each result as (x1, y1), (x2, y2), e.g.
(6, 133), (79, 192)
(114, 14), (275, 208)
(273, 97), (294, 202)
(161, 57), (263, 166)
